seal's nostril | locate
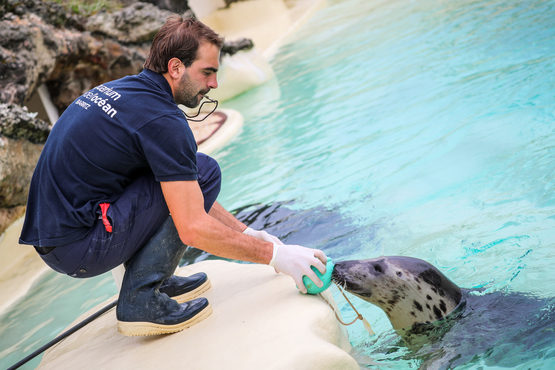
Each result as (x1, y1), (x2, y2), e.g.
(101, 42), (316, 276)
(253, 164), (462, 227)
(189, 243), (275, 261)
(373, 264), (382, 273)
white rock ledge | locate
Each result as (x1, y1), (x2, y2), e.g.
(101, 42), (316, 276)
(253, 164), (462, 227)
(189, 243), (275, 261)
(37, 260), (358, 370)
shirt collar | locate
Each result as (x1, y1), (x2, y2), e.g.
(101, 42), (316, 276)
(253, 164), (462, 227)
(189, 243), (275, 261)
(141, 69), (175, 102)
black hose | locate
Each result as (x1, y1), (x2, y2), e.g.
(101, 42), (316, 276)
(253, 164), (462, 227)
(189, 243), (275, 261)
(7, 299), (118, 370)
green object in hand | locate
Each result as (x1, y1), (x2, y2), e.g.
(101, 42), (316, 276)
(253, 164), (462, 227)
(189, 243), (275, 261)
(300, 257), (335, 294)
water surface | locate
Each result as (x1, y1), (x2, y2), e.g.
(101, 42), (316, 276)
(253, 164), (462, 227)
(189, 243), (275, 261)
(217, 0), (555, 367)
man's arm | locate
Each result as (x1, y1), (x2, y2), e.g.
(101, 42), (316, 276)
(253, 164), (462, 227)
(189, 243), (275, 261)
(161, 180), (328, 293)
(161, 180), (272, 264)
(208, 201), (247, 232)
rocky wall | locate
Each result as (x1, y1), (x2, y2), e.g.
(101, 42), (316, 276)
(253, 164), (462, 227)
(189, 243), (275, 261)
(0, 104), (49, 234)
(0, 1), (174, 111)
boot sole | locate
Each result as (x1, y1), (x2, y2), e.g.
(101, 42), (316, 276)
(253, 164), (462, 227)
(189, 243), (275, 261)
(117, 303), (213, 337)
(171, 278), (212, 304)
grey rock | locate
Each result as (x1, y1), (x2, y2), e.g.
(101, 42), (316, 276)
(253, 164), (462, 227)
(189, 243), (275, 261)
(139, 0), (192, 13)
(0, 13), (63, 105)
(46, 33), (149, 111)
(1, 0), (82, 29)
(0, 134), (44, 208)
(86, 3), (175, 44)
(0, 103), (50, 144)
(0, 205), (26, 236)
(221, 38), (254, 57)
(0, 103), (47, 231)
(223, 0), (247, 7)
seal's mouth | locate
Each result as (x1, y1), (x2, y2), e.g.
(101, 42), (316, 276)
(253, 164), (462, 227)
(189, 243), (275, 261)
(331, 267), (346, 287)
(331, 266), (363, 294)
(332, 261), (374, 298)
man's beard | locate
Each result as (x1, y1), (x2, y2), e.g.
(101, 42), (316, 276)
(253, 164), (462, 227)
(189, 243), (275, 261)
(175, 72), (207, 108)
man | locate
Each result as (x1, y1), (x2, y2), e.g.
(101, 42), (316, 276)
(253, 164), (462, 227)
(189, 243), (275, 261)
(19, 15), (327, 337)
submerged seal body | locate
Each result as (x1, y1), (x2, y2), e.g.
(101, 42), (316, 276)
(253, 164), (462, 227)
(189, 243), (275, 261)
(333, 256), (462, 331)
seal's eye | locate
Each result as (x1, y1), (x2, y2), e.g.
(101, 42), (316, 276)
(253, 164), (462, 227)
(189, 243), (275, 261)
(396, 271), (402, 277)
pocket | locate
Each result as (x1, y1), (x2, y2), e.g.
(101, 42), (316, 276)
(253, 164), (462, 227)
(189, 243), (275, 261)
(39, 247), (61, 265)
(40, 241), (86, 275)
(69, 239), (126, 278)
(91, 217), (114, 245)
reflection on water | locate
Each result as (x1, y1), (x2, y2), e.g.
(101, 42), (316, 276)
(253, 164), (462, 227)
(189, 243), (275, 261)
(2, 0), (555, 368)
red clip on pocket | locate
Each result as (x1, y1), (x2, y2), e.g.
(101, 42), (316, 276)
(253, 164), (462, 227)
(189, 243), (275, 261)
(99, 203), (113, 233)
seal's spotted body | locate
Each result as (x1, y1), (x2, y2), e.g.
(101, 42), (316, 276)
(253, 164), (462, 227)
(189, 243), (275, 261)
(333, 256), (462, 331)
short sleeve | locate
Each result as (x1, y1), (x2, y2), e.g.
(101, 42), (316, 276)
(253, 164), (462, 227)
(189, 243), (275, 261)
(133, 113), (198, 181)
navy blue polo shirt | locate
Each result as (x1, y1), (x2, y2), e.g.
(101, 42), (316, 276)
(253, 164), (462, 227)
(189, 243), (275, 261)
(20, 69), (198, 247)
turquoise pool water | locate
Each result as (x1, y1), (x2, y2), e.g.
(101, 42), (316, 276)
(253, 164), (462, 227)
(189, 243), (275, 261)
(218, 0), (555, 367)
(2, 0), (555, 368)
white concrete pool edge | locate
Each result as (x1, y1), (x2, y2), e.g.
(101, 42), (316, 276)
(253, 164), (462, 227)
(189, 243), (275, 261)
(0, 217), (50, 315)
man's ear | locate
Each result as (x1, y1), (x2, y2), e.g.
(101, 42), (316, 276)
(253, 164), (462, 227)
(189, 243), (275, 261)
(167, 58), (183, 79)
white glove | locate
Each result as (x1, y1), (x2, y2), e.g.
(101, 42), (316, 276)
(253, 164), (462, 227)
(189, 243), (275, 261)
(243, 227), (284, 245)
(269, 244), (327, 294)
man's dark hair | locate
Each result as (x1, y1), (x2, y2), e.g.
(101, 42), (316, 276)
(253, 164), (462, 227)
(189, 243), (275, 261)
(144, 15), (224, 73)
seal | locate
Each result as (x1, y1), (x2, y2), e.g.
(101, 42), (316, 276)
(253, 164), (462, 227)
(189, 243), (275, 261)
(332, 256), (462, 331)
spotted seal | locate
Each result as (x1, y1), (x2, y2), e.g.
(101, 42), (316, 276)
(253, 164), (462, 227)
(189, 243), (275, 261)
(332, 256), (462, 331)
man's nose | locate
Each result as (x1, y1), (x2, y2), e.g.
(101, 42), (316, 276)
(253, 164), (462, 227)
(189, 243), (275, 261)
(208, 74), (218, 89)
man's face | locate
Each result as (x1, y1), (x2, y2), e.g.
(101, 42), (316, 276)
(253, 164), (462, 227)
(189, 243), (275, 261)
(174, 43), (220, 108)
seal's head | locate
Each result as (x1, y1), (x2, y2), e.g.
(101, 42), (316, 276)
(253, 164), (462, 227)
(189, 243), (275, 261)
(333, 256), (462, 331)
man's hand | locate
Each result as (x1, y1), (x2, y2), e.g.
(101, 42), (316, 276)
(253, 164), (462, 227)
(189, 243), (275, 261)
(269, 244), (327, 294)
(243, 227), (284, 245)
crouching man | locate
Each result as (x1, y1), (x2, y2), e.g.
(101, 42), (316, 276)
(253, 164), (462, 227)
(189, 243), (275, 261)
(19, 15), (327, 336)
